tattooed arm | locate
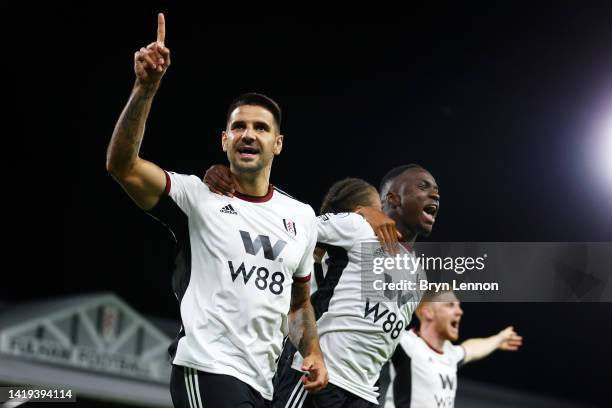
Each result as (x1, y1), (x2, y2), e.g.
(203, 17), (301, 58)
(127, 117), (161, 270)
(288, 280), (329, 392)
(106, 13), (171, 210)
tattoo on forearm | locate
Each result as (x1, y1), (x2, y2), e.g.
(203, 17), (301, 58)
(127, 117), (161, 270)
(289, 302), (319, 356)
(107, 86), (156, 171)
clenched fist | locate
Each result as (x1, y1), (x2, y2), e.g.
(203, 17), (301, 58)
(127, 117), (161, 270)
(134, 13), (171, 88)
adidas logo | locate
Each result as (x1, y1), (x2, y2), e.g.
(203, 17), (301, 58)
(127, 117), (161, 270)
(220, 204), (238, 215)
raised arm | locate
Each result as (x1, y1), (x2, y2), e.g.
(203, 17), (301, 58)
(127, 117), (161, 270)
(461, 326), (523, 364)
(106, 13), (171, 210)
(288, 280), (328, 392)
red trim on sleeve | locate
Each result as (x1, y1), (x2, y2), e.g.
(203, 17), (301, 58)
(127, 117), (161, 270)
(234, 184), (274, 203)
(294, 274), (311, 283)
(163, 171), (171, 196)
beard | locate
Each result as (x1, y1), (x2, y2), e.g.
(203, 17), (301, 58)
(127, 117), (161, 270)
(232, 160), (263, 173)
(229, 151), (271, 175)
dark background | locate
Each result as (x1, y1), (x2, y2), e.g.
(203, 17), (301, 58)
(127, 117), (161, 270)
(7, 3), (612, 406)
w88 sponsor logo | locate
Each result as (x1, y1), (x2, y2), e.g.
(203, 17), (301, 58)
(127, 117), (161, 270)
(364, 299), (404, 339)
(228, 261), (285, 295)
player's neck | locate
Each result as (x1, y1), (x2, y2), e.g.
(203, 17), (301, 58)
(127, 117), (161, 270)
(397, 224), (418, 246)
(419, 324), (445, 353)
(231, 167), (272, 197)
(385, 211), (418, 244)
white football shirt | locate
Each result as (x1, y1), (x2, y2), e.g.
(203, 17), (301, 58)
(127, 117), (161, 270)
(149, 171), (317, 400)
(292, 212), (423, 404)
(392, 328), (465, 408)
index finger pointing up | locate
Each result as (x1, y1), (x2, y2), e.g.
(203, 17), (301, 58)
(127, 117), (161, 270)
(157, 13), (165, 44)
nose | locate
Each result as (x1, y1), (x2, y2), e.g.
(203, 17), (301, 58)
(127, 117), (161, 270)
(241, 127), (256, 143)
(429, 190), (440, 201)
(457, 305), (463, 316)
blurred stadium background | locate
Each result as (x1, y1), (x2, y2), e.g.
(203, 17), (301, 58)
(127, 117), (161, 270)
(5, 2), (612, 407)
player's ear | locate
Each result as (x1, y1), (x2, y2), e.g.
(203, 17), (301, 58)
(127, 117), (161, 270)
(222, 131), (228, 152)
(273, 134), (283, 155)
(421, 303), (435, 321)
(386, 191), (400, 208)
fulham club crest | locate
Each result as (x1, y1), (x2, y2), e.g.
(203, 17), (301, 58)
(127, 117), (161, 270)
(283, 219), (297, 236)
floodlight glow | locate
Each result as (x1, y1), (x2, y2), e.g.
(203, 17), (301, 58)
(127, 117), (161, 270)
(597, 117), (612, 186)
(584, 108), (612, 201)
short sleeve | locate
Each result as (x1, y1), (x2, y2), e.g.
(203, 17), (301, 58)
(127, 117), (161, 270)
(164, 171), (203, 216)
(450, 344), (466, 367)
(293, 210), (318, 281)
(316, 212), (372, 250)
(398, 329), (418, 358)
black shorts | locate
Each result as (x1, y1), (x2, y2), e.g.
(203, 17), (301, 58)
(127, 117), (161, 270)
(272, 338), (312, 408)
(170, 364), (270, 408)
(272, 339), (378, 408)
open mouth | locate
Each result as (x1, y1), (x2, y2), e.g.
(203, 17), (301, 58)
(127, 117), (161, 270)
(236, 145), (260, 158)
(450, 320), (459, 329)
(422, 203), (439, 224)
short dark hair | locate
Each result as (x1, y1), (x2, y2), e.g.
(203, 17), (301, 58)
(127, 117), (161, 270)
(320, 178), (377, 214)
(379, 164), (424, 198)
(226, 92), (282, 132)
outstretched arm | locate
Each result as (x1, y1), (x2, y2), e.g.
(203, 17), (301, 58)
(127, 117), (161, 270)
(461, 326), (523, 364)
(288, 280), (328, 393)
(106, 13), (171, 210)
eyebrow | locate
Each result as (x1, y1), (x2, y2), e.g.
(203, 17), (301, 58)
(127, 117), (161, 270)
(254, 121), (271, 131)
(230, 120), (272, 132)
(419, 179), (439, 192)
